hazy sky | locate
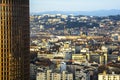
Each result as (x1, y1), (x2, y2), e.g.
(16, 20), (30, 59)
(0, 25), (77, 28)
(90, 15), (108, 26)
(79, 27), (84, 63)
(30, 0), (120, 12)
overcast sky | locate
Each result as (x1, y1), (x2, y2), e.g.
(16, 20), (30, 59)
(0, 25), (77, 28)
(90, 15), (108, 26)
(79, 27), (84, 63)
(30, 0), (120, 13)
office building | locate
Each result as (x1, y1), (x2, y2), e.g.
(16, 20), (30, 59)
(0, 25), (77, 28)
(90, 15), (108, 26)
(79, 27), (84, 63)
(0, 0), (29, 80)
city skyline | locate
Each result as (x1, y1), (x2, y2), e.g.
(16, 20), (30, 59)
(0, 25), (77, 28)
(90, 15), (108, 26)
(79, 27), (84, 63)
(30, 0), (120, 13)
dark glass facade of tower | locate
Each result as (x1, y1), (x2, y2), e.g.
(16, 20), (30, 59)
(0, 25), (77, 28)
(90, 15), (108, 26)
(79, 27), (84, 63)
(0, 0), (30, 80)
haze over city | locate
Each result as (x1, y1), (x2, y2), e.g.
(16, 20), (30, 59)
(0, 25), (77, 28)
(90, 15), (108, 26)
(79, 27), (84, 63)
(30, 0), (120, 13)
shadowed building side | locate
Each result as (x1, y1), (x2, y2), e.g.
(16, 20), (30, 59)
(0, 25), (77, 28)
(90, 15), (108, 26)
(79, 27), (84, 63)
(0, 0), (30, 80)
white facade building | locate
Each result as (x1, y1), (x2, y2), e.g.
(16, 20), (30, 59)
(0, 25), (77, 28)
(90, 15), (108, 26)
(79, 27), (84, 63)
(36, 70), (73, 80)
(98, 72), (120, 80)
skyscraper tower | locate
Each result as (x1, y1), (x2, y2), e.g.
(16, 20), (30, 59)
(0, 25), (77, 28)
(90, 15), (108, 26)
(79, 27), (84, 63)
(0, 0), (30, 80)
